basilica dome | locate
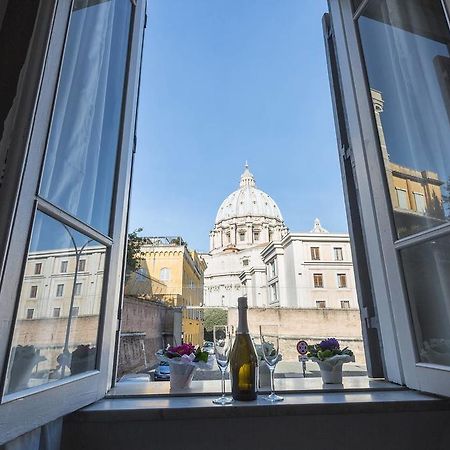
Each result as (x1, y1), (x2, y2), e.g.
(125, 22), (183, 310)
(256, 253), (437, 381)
(215, 165), (284, 224)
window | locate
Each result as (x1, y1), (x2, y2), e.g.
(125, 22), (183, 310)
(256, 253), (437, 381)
(253, 231), (260, 241)
(341, 300), (350, 309)
(26, 309), (34, 320)
(239, 231), (245, 241)
(414, 192), (426, 214)
(270, 283), (279, 303)
(78, 259), (86, 272)
(334, 247), (343, 261)
(316, 300), (326, 309)
(52, 308), (61, 318)
(30, 285), (38, 298)
(396, 188), (409, 210)
(313, 273), (323, 288)
(71, 307), (79, 317)
(74, 283), (82, 296)
(160, 267), (171, 281)
(242, 259), (249, 266)
(0, 0), (143, 439)
(311, 247), (320, 260)
(269, 260), (277, 278)
(60, 260), (68, 273)
(56, 284), (64, 297)
(337, 274), (347, 288)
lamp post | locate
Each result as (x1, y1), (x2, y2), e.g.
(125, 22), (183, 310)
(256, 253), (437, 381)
(60, 224), (93, 378)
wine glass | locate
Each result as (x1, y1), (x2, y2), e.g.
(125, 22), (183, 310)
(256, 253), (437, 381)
(259, 325), (284, 402)
(212, 325), (233, 405)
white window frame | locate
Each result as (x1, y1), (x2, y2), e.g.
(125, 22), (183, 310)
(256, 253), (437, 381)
(326, 0), (450, 396)
(0, 0), (146, 443)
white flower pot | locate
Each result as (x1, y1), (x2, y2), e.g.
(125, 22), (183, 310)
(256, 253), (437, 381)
(258, 361), (271, 389)
(169, 363), (196, 390)
(311, 354), (354, 384)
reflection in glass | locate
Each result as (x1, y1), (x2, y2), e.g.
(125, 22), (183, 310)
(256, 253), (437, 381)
(4, 211), (106, 395)
(400, 235), (450, 366)
(358, 0), (450, 239)
(39, 0), (131, 235)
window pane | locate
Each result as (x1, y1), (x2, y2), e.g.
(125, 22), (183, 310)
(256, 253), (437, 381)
(400, 235), (450, 366)
(4, 211), (106, 395)
(357, 0), (450, 239)
(39, 0), (132, 234)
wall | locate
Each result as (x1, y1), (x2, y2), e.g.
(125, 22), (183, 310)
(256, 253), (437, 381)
(117, 296), (181, 377)
(228, 307), (365, 364)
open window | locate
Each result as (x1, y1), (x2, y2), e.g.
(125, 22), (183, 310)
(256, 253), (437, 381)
(325, 0), (450, 396)
(0, 0), (146, 442)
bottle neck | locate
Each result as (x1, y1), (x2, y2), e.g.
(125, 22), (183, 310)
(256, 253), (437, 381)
(237, 306), (249, 334)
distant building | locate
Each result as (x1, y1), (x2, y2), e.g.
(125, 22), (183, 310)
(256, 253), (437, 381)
(138, 237), (207, 346)
(203, 165), (358, 309)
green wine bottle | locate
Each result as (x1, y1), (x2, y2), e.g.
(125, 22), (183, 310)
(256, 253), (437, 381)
(229, 297), (258, 401)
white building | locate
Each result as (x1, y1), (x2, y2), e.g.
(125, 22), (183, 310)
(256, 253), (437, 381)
(203, 165), (358, 309)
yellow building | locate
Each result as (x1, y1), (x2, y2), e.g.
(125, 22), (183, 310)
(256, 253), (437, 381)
(138, 237), (207, 346)
(371, 89), (446, 237)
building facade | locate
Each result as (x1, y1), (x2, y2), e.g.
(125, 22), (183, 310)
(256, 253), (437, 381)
(138, 238), (207, 346)
(203, 165), (358, 310)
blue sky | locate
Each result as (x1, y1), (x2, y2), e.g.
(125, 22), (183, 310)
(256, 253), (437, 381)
(129, 0), (347, 252)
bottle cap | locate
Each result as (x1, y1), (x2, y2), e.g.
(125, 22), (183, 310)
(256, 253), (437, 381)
(237, 297), (248, 309)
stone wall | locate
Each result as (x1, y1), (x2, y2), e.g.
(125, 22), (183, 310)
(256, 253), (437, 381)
(228, 307), (365, 364)
(117, 296), (182, 377)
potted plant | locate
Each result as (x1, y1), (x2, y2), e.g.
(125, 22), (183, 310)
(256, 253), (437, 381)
(307, 338), (354, 384)
(156, 343), (212, 390)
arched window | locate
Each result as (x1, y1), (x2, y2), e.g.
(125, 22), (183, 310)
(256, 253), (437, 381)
(160, 267), (171, 281)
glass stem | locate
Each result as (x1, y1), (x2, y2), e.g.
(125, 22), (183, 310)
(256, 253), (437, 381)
(269, 365), (275, 395)
(221, 368), (226, 397)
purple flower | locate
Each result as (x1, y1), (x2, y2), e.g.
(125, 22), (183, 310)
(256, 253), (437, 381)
(319, 338), (340, 351)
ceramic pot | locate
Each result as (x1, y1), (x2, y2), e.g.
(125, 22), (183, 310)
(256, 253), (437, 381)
(258, 360), (271, 389)
(317, 360), (344, 384)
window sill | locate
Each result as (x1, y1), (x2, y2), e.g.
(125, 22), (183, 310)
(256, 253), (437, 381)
(107, 376), (396, 398)
(68, 378), (450, 424)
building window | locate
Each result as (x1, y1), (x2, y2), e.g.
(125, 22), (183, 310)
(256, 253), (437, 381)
(337, 273), (347, 288)
(71, 307), (79, 317)
(56, 284), (64, 297)
(160, 267), (171, 281)
(316, 300), (326, 309)
(60, 260), (68, 273)
(30, 285), (38, 299)
(26, 309), (34, 320)
(52, 308), (61, 318)
(74, 283), (82, 296)
(269, 260), (277, 278)
(396, 188), (409, 210)
(334, 247), (343, 261)
(242, 259), (249, 266)
(311, 247), (320, 260)
(270, 283), (279, 303)
(239, 231), (245, 241)
(341, 300), (350, 309)
(414, 192), (426, 214)
(313, 273), (323, 288)
(34, 263), (42, 275)
(253, 231), (260, 241)
(78, 259), (86, 272)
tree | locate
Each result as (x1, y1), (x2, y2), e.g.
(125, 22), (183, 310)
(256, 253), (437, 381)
(203, 308), (228, 333)
(126, 228), (144, 274)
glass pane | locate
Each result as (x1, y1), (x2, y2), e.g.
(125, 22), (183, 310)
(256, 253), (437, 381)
(39, 0), (131, 235)
(357, 0), (450, 239)
(400, 235), (450, 366)
(4, 211), (106, 395)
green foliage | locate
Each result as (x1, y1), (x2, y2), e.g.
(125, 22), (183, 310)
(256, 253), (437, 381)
(203, 308), (228, 332)
(126, 228), (144, 274)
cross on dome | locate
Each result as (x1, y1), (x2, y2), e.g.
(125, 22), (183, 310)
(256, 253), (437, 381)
(240, 162), (256, 188)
